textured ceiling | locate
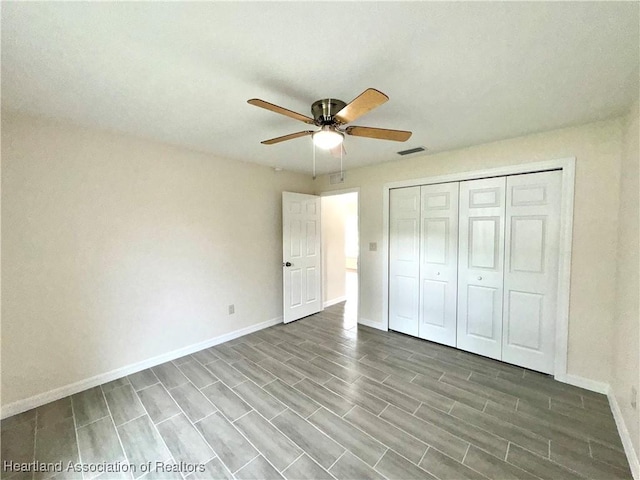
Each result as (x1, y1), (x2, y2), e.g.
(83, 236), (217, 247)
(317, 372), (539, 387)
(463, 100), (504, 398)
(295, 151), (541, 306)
(2, 2), (638, 174)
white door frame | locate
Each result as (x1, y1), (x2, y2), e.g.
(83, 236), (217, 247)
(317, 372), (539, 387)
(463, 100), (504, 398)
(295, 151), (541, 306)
(382, 158), (576, 380)
(320, 188), (361, 321)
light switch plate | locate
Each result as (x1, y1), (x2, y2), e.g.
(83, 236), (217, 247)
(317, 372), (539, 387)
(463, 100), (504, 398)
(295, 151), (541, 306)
(369, 242), (377, 252)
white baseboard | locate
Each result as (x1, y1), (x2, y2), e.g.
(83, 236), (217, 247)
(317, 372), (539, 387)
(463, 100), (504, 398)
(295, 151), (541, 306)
(358, 317), (387, 331)
(1, 316), (283, 419)
(556, 374), (639, 479)
(608, 388), (640, 480)
(556, 373), (610, 394)
(323, 296), (347, 308)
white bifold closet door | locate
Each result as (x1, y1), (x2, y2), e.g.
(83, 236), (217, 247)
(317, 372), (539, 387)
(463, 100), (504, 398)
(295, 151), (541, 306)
(457, 177), (506, 360)
(502, 171), (561, 374)
(389, 187), (421, 336)
(419, 183), (459, 346)
(389, 171), (561, 374)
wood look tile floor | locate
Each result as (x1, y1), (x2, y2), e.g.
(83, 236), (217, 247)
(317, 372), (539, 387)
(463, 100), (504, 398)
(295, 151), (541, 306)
(1, 302), (632, 480)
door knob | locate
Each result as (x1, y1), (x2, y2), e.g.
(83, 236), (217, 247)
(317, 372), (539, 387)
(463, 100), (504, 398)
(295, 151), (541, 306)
(477, 276), (483, 280)
(283, 262), (292, 267)
(436, 272), (441, 276)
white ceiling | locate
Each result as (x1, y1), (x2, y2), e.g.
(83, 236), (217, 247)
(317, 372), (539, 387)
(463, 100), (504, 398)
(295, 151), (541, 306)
(2, 2), (638, 175)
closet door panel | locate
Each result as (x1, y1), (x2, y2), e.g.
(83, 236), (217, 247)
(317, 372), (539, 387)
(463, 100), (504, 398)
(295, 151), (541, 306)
(502, 171), (561, 373)
(389, 187), (420, 336)
(457, 177), (506, 360)
(419, 183), (459, 346)
(466, 285), (500, 338)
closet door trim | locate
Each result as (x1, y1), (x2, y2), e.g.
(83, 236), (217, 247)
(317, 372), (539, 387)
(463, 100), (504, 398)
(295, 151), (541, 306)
(381, 157), (575, 380)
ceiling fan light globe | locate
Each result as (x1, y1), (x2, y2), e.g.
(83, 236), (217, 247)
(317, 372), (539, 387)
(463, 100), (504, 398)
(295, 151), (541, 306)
(313, 129), (344, 150)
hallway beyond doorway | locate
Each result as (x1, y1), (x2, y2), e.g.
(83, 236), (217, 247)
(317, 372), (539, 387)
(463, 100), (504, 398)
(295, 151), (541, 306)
(321, 190), (359, 323)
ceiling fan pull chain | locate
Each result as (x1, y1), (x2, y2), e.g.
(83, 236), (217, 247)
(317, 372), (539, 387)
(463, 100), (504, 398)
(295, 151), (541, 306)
(312, 141), (316, 180)
(340, 145), (344, 181)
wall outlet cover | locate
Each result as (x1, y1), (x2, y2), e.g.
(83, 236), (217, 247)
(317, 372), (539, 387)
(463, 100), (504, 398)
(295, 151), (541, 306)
(228, 304), (235, 315)
(369, 242), (377, 252)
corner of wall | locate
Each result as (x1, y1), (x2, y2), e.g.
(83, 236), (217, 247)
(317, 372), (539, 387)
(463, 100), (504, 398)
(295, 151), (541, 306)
(609, 99), (640, 475)
(609, 387), (640, 480)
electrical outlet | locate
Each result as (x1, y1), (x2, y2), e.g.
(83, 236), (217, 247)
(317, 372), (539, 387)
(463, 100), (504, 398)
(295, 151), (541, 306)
(632, 386), (637, 410)
(228, 304), (235, 315)
(369, 242), (377, 252)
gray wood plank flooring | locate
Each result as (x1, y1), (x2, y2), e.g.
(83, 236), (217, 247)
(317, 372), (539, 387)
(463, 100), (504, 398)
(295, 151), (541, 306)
(1, 302), (632, 479)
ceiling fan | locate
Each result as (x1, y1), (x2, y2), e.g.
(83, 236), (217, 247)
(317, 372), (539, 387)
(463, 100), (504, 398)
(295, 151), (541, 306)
(247, 88), (412, 153)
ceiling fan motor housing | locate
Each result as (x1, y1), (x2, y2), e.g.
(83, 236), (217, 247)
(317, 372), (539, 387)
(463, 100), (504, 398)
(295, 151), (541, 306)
(311, 99), (347, 125)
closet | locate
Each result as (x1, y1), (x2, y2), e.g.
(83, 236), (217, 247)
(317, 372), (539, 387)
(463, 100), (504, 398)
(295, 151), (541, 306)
(389, 170), (562, 374)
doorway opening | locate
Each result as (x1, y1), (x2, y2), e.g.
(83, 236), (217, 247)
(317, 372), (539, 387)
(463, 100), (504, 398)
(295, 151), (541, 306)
(321, 191), (359, 327)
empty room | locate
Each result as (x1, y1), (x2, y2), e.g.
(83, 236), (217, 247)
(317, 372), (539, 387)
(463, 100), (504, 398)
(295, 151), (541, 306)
(1, 2), (639, 480)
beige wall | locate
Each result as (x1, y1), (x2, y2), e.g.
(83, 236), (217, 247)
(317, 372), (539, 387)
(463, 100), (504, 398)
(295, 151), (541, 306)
(612, 101), (639, 458)
(2, 108), (634, 416)
(317, 118), (624, 384)
(1, 112), (314, 407)
(321, 195), (347, 304)
(344, 193), (359, 270)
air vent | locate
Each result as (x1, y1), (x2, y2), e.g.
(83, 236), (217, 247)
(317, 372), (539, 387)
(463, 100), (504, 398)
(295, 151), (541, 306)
(329, 172), (345, 184)
(397, 146), (426, 156)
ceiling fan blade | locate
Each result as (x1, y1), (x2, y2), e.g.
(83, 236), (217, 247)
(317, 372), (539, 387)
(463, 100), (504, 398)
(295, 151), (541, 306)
(334, 88), (389, 124)
(261, 130), (314, 145)
(248, 99), (315, 125)
(330, 144), (347, 159)
(345, 126), (412, 142)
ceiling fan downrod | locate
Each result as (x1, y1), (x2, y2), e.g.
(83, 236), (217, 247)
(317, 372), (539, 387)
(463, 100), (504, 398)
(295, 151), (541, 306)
(310, 99), (347, 126)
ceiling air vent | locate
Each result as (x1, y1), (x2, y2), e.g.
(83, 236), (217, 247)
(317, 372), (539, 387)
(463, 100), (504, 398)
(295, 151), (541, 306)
(397, 146), (426, 156)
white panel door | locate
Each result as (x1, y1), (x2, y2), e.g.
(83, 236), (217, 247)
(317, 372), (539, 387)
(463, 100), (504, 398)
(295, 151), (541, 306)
(389, 187), (420, 336)
(419, 182), (459, 346)
(457, 177), (506, 359)
(283, 192), (322, 323)
(502, 171), (561, 373)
